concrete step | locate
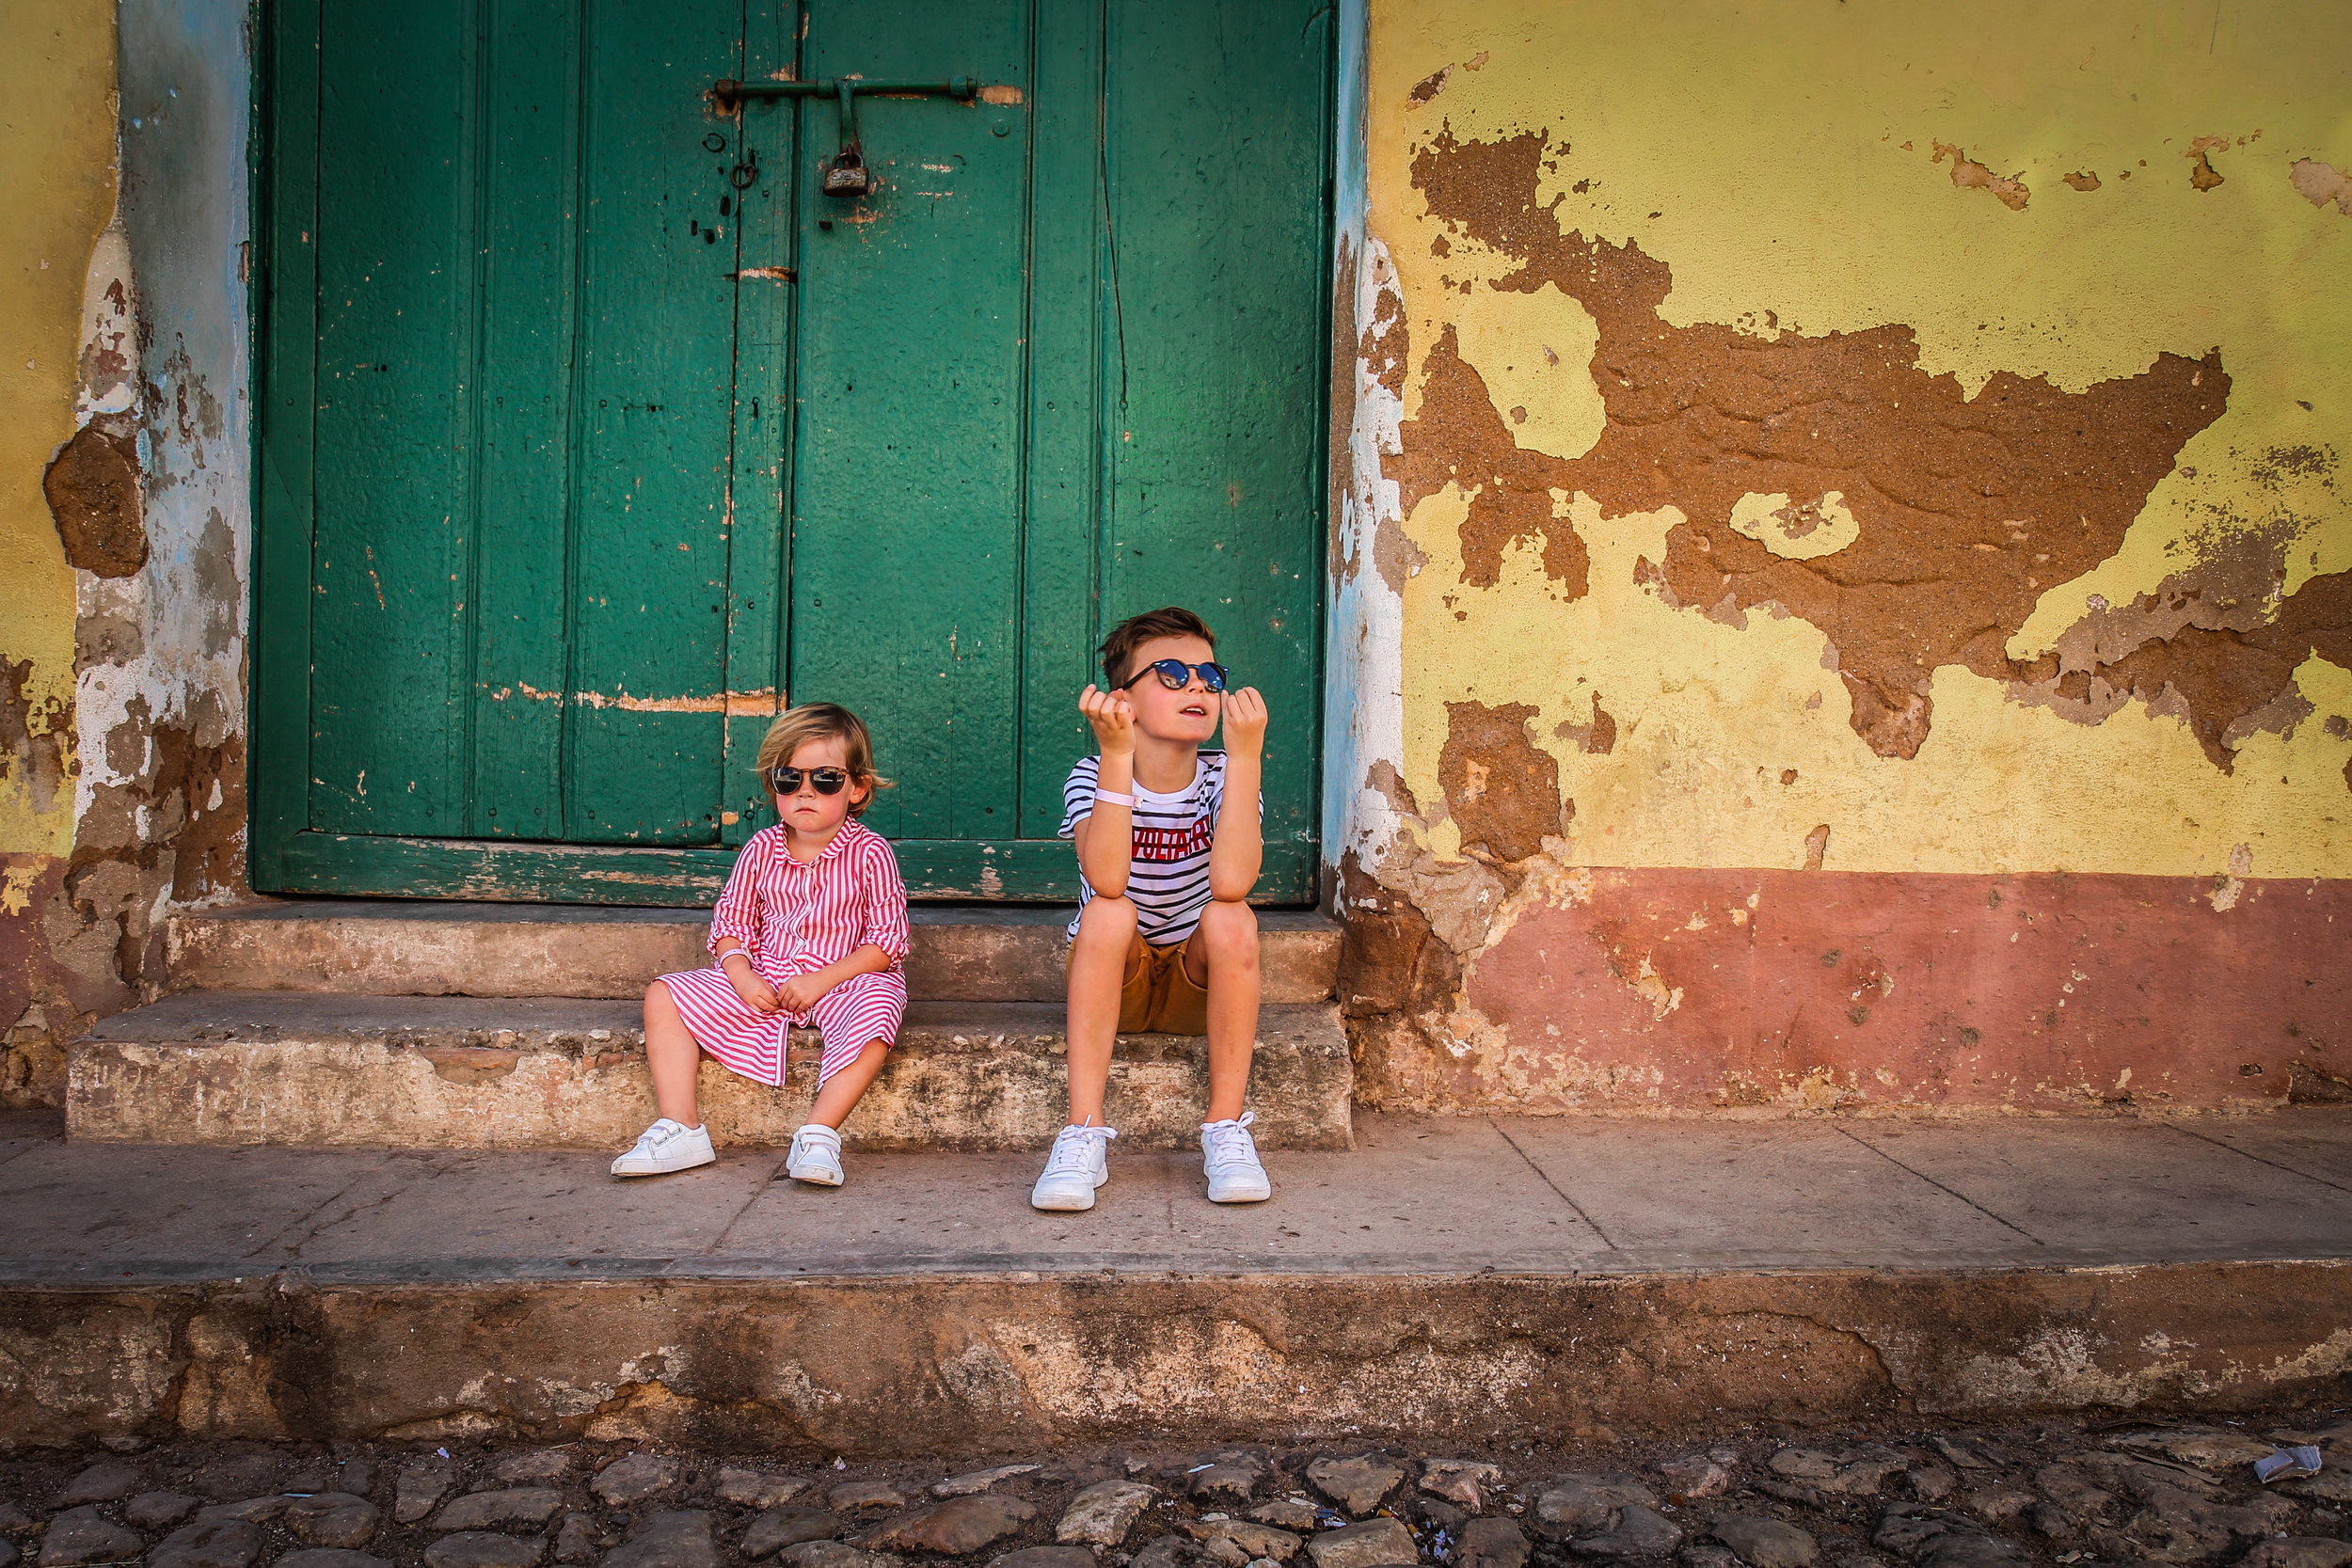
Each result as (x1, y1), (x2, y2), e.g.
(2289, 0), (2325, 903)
(68, 991), (1353, 1152)
(167, 899), (1342, 1004)
(2, 1106), (2348, 1450)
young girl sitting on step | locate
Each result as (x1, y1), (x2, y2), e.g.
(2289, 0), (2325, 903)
(612, 702), (909, 1186)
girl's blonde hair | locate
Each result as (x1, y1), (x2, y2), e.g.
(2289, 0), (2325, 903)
(755, 703), (892, 816)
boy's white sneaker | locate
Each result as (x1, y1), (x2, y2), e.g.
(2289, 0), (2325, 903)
(1201, 1112), (1271, 1203)
(786, 1123), (845, 1186)
(1030, 1123), (1118, 1212)
(612, 1117), (715, 1177)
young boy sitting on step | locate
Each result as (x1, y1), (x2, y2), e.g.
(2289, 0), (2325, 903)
(1031, 606), (1273, 1212)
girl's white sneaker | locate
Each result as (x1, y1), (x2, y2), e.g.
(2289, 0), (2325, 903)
(1201, 1112), (1271, 1203)
(612, 1117), (715, 1177)
(786, 1123), (845, 1186)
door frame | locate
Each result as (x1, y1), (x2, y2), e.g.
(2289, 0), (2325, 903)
(248, 0), (1337, 906)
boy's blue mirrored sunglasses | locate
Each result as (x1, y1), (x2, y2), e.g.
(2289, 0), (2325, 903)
(1120, 658), (1229, 692)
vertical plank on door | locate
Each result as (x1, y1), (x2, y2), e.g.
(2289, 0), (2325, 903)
(311, 0), (476, 836)
(1016, 0), (1105, 841)
(468, 0), (582, 841)
(564, 0), (747, 845)
(789, 4), (1033, 849)
(1103, 0), (1330, 874)
(722, 0), (799, 847)
(249, 0), (323, 887)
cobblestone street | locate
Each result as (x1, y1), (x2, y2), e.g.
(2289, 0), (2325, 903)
(6, 1413), (2347, 1568)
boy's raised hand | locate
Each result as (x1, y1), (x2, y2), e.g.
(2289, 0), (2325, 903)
(1078, 684), (1136, 755)
(1221, 686), (1269, 756)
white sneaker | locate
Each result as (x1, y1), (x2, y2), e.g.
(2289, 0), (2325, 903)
(1030, 1123), (1118, 1212)
(786, 1123), (844, 1186)
(1201, 1112), (1271, 1203)
(611, 1117), (715, 1177)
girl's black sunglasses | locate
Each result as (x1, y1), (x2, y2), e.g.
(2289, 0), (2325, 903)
(1119, 658), (1229, 692)
(771, 766), (850, 796)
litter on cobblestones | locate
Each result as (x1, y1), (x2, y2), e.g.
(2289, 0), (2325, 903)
(2256, 1446), (2325, 1483)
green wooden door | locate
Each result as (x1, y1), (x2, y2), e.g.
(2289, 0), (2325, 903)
(255, 0), (1331, 905)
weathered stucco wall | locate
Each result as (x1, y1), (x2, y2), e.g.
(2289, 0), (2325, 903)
(1336, 0), (2352, 1112)
(1, 0), (253, 1105)
(1, 0), (120, 1104)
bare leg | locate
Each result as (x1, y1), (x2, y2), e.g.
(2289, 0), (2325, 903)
(1065, 895), (1137, 1126)
(1187, 898), (1260, 1123)
(806, 1037), (891, 1129)
(643, 979), (705, 1128)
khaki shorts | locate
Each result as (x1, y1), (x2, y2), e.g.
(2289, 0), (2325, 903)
(1068, 929), (1211, 1035)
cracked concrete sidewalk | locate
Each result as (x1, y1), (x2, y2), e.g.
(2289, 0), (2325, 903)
(0, 1107), (2346, 1283)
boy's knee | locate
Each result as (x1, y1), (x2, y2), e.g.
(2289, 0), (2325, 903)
(1076, 895), (1137, 942)
(1198, 897), (1259, 959)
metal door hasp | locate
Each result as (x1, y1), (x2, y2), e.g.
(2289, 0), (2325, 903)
(712, 76), (982, 198)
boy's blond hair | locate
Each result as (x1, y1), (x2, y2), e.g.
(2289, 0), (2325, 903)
(755, 703), (892, 816)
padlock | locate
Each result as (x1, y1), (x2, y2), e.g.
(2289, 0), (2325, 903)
(823, 146), (871, 198)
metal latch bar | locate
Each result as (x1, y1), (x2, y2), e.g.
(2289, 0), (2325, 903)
(711, 76), (981, 197)
(711, 77), (979, 109)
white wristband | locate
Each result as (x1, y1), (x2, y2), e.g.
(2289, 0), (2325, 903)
(1092, 788), (1137, 809)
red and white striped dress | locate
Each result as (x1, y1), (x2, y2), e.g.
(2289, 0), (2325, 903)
(659, 818), (910, 1086)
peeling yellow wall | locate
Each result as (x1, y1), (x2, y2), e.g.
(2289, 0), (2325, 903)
(1, 0), (115, 866)
(1371, 0), (2352, 879)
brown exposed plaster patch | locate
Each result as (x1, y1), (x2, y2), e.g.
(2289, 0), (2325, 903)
(194, 508), (240, 657)
(1583, 694), (1615, 754)
(1408, 66), (1453, 105)
(2, 855), (90, 1111)
(0, 660), (72, 821)
(1931, 143), (2030, 210)
(1335, 851), (1460, 1019)
(2063, 171), (2102, 192)
(2067, 570), (2352, 772)
(81, 277), (134, 390)
(1364, 759), (1422, 820)
(2290, 159), (2352, 216)
(1438, 701), (1567, 863)
(1803, 824), (1831, 871)
(1356, 252), (1426, 599)
(2008, 474), (2352, 770)
(1359, 261), (1409, 403)
(1372, 512), (1430, 597)
(1390, 325), (1590, 595)
(1552, 691), (1617, 754)
(74, 612), (144, 670)
(2291, 1058), (2352, 1103)
(1328, 233), (1361, 587)
(52, 683), (248, 1038)
(42, 414), (148, 578)
(2185, 136), (2229, 192)
(1406, 128), (2231, 760)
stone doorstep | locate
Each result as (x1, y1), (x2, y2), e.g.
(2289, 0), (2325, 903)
(67, 993), (1354, 1152)
(167, 900), (1342, 1005)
